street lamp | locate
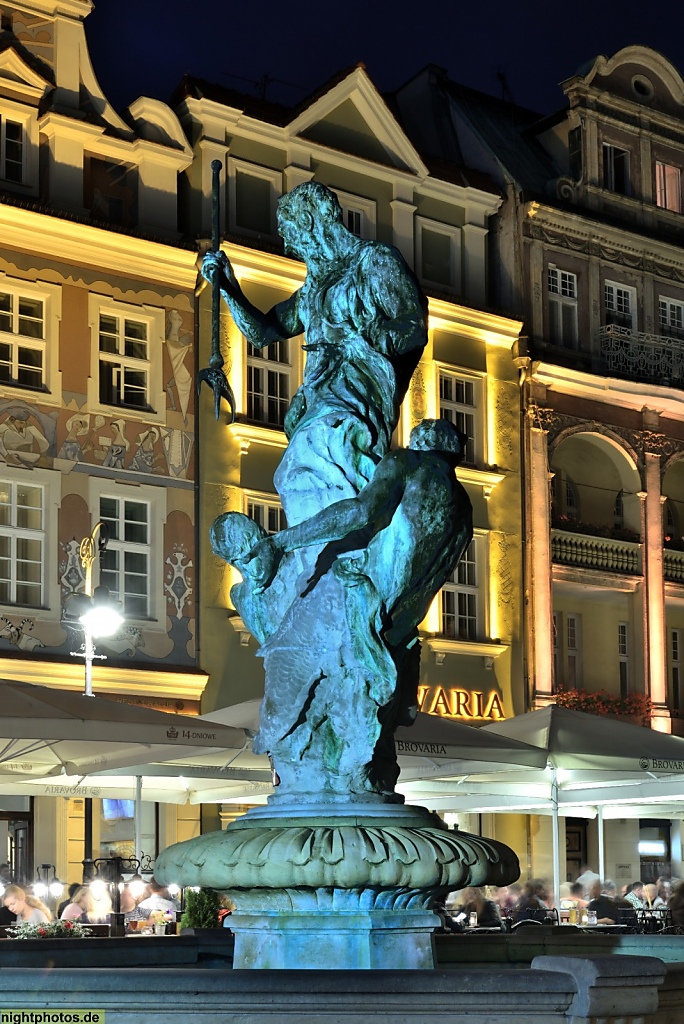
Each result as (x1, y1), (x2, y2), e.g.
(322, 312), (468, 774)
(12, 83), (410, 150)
(33, 863), (64, 904)
(63, 521), (123, 697)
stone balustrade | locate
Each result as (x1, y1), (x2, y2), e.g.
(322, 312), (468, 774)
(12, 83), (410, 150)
(664, 548), (684, 584)
(551, 529), (641, 575)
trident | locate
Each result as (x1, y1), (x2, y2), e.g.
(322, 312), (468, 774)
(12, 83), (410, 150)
(197, 159), (236, 421)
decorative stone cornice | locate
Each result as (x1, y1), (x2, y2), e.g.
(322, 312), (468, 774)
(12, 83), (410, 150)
(526, 206), (684, 283)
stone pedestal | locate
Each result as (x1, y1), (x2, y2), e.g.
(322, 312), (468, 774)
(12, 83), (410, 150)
(156, 801), (519, 970)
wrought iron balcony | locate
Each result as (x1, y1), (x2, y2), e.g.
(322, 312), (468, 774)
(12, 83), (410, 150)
(599, 324), (684, 385)
(551, 528), (641, 575)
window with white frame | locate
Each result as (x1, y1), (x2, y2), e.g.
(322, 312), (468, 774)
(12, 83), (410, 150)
(88, 297), (164, 420)
(552, 612), (560, 693)
(415, 217), (461, 293)
(566, 613), (581, 689)
(0, 114), (23, 184)
(331, 189), (377, 240)
(604, 281), (636, 330)
(603, 144), (630, 195)
(659, 297), (684, 336)
(547, 266), (578, 348)
(672, 629), (681, 713)
(0, 477), (44, 607)
(98, 312), (149, 410)
(246, 497), (286, 535)
(655, 161), (682, 213)
(618, 621), (629, 697)
(438, 370), (478, 465)
(228, 159), (281, 238)
(98, 495), (150, 618)
(247, 338), (291, 428)
(441, 538), (479, 641)
(0, 285), (44, 391)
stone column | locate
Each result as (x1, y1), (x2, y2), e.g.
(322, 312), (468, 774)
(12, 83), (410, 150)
(390, 197), (416, 267)
(528, 415), (554, 701)
(462, 222), (487, 309)
(642, 453), (670, 729)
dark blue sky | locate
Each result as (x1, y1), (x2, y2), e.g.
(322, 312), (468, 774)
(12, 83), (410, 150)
(87, 0), (684, 116)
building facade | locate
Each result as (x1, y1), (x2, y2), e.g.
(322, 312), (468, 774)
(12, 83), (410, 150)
(0, 0), (204, 883)
(394, 46), (684, 883)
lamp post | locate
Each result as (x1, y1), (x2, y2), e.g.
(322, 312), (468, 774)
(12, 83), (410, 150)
(64, 521), (123, 697)
(32, 863), (64, 911)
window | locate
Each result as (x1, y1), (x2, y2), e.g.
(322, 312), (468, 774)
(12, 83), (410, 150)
(566, 613), (581, 688)
(0, 115), (23, 184)
(228, 159), (281, 238)
(98, 313), (149, 410)
(548, 267), (578, 347)
(614, 490), (624, 527)
(441, 540), (478, 640)
(415, 217), (461, 293)
(672, 629), (681, 713)
(247, 338), (291, 428)
(568, 126), (582, 181)
(246, 498), (286, 535)
(603, 144), (630, 195)
(655, 162), (681, 213)
(0, 478), (44, 606)
(618, 622), (629, 698)
(439, 371), (477, 465)
(659, 298), (684, 336)
(332, 189), (377, 240)
(0, 288), (44, 390)
(604, 282), (636, 330)
(98, 496), (149, 617)
(88, 296), (164, 421)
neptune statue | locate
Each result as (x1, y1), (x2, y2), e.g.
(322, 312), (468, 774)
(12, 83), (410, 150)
(156, 182), (519, 970)
(203, 182), (472, 802)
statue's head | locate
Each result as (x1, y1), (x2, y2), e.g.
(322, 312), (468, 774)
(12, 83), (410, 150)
(409, 419), (466, 461)
(277, 182), (343, 260)
(210, 511), (267, 571)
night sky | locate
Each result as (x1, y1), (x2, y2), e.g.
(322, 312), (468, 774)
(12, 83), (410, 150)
(87, 0), (684, 117)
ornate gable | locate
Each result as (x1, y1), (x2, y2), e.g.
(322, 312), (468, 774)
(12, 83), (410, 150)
(289, 67), (427, 175)
(0, 45), (52, 103)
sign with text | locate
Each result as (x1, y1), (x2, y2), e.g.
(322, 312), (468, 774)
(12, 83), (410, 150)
(418, 685), (505, 720)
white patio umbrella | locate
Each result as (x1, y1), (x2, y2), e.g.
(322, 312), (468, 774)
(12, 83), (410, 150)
(201, 700), (548, 777)
(0, 678), (248, 777)
(401, 706), (684, 909)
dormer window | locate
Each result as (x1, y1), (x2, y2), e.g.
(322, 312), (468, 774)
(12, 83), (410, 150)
(603, 144), (630, 196)
(0, 116), (23, 184)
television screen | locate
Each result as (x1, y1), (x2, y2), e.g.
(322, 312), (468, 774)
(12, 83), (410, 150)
(102, 798), (135, 820)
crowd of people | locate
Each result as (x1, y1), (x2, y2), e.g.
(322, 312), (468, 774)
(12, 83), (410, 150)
(439, 871), (684, 932)
(0, 877), (180, 928)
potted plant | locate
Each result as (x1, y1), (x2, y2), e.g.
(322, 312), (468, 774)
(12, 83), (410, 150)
(179, 887), (222, 933)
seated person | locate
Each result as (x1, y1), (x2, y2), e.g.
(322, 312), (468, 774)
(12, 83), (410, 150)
(511, 880), (549, 923)
(137, 879), (178, 916)
(3, 884), (51, 924)
(120, 885), (149, 926)
(459, 886), (503, 929)
(623, 881), (646, 909)
(587, 879), (635, 925)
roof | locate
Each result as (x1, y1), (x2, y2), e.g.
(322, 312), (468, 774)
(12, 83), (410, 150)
(391, 67), (562, 198)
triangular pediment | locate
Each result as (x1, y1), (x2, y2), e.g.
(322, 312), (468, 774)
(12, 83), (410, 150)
(289, 67), (427, 176)
(0, 46), (52, 101)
